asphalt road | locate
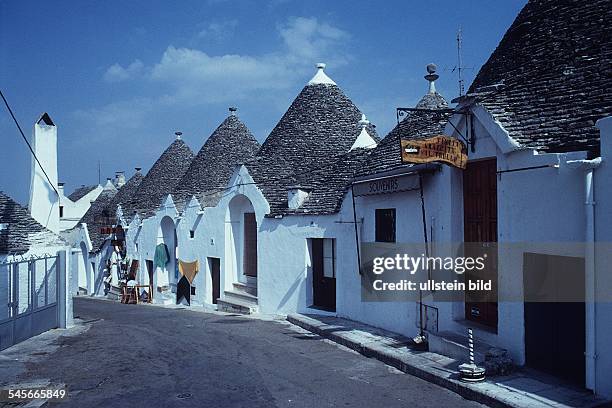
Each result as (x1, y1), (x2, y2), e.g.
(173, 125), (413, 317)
(14, 298), (485, 408)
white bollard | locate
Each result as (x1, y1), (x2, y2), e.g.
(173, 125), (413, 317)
(459, 327), (486, 382)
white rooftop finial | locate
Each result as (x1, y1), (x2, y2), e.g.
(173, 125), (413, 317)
(425, 63), (439, 94)
(308, 62), (336, 86)
(350, 113), (376, 151)
(358, 113), (370, 129)
(175, 131), (182, 140)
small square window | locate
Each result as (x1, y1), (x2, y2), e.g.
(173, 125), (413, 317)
(189, 230), (195, 239)
(375, 208), (396, 243)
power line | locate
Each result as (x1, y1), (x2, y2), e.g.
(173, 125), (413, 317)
(0, 89), (59, 197)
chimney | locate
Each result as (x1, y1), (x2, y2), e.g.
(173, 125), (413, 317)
(29, 112), (59, 233)
(115, 171), (126, 188)
(58, 182), (65, 197)
(135, 167), (142, 174)
(287, 185), (312, 210)
(175, 131), (182, 140)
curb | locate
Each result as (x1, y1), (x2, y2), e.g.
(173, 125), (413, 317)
(288, 314), (525, 408)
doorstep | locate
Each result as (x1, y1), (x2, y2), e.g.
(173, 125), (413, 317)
(286, 314), (608, 408)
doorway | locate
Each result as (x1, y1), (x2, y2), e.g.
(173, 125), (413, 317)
(208, 258), (221, 304)
(226, 195), (258, 291)
(524, 253), (585, 386)
(463, 158), (498, 328)
(158, 216), (177, 289)
(146, 260), (154, 301)
(311, 238), (336, 311)
(243, 213), (257, 278)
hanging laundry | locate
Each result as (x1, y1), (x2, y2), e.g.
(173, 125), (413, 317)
(178, 260), (199, 285)
(176, 276), (191, 305)
(154, 243), (169, 269)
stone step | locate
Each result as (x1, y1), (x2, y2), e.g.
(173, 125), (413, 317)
(217, 297), (258, 314)
(232, 281), (257, 296)
(224, 289), (258, 304)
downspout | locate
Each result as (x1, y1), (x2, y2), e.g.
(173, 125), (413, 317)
(350, 185), (362, 275)
(566, 157), (601, 392)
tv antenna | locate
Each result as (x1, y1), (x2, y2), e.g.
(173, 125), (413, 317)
(445, 27), (473, 97)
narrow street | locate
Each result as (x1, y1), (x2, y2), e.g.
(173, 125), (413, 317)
(6, 298), (484, 408)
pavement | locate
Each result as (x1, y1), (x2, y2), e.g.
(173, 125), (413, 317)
(0, 297), (486, 408)
(287, 313), (611, 408)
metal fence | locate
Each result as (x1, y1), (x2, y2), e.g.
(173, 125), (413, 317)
(0, 253), (59, 350)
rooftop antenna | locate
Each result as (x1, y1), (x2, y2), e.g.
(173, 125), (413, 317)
(456, 27), (465, 96)
(98, 160), (101, 185)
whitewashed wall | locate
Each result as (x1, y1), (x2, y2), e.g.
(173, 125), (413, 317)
(593, 116), (612, 399)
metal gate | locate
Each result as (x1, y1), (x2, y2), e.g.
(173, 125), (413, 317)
(0, 254), (59, 351)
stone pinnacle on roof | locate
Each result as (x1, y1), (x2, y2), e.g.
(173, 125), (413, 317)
(103, 178), (117, 191)
(350, 114), (377, 151)
(308, 62), (336, 86)
(358, 114), (369, 128)
(425, 63), (439, 94)
(229, 106), (237, 116)
(175, 131), (182, 140)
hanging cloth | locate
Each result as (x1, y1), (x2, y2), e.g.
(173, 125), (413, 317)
(154, 244), (169, 269)
(178, 260), (199, 285)
(176, 276), (191, 305)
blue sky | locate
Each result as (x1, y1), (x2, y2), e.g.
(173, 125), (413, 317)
(0, 0), (526, 204)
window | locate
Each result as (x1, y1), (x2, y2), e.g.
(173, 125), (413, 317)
(189, 230), (195, 239)
(59, 206), (64, 218)
(375, 208), (396, 242)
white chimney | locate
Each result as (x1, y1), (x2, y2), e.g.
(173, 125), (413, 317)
(115, 171), (126, 188)
(29, 113), (59, 233)
(287, 186), (312, 210)
(58, 182), (65, 197)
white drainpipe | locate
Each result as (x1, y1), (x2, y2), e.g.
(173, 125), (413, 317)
(566, 157), (601, 392)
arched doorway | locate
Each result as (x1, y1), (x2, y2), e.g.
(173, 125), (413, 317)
(226, 195), (258, 291)
(157, 216), (177, 291)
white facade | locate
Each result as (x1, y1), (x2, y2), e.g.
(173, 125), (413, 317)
(117, 108), (612, 399)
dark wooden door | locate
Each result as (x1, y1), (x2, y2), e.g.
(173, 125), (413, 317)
(209, 258), (220, 304)
(243, 213), (258, 277)
(146, 260), (154, 300)
(463, 159), (498, 328)
(524, 254), (585, 386)
(312, 239), (336, 311)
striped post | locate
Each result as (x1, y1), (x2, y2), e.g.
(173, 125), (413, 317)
(468, 328), (475, 365)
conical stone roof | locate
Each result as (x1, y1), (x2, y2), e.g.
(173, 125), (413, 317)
(466, 0), (612, 156)
(127, 138), (194, 217)
(173, 113), (260, 208)
(247, 65), (379, 216)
